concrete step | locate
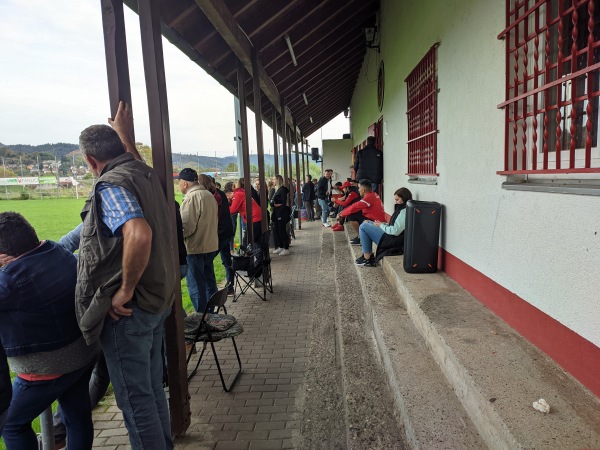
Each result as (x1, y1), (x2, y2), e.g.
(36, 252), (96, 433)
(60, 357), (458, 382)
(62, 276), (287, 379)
(300, 230), (406, 449)
(344, 229), (600, 448)
(331, 231), (407, 449)
(336, 230), (485, 449)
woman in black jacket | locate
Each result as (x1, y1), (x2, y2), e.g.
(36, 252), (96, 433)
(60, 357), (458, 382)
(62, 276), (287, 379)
(271, 175), (291, 256)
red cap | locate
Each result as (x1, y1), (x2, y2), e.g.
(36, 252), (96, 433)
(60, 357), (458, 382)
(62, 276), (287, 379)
(341, 181), (352, 189)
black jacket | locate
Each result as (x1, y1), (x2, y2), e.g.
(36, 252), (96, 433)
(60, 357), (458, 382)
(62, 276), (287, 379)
(316, 176), (332, 200)
(302, 181), (316, 201)
(375, 204), (406, 263)
(251, 186), (261, 206)
(271, 186), (291, 222)
(216, 189), (235, 242)
(354, 144), (383, 183)
(175, 201), (187, 266)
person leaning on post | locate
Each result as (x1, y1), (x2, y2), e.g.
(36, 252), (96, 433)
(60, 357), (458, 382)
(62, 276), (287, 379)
(76, 101), (177, 450)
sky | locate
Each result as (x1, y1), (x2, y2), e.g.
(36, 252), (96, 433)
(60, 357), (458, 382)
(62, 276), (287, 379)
(0, 0), (349, 157)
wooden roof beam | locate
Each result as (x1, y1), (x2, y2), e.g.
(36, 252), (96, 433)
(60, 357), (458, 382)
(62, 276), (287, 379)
(193, 0), (294, 128)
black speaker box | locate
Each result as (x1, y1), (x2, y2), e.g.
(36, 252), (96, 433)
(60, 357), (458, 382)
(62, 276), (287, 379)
(403, 200), (442, 273)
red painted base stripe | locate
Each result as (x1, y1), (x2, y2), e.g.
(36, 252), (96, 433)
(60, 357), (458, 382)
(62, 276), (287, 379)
(441, 249), (600, 398)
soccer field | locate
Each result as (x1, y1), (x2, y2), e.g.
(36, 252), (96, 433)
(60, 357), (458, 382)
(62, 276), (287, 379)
(0, 196), (229, 310)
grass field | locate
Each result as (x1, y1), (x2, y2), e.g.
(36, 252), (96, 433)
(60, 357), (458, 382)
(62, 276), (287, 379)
(0, 195), (230, 448)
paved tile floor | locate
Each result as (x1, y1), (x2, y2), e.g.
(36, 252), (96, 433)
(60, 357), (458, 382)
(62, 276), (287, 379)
(92, 221), (322, 450)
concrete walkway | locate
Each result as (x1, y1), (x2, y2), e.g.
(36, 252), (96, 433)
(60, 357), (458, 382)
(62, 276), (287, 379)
(92, 221), (322, 450)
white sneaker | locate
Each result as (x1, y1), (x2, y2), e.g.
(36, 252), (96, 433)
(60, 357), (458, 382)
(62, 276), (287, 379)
(323, 223), (331, 227)
(279, 249), (290, 256)
(272, 248), (281, 254)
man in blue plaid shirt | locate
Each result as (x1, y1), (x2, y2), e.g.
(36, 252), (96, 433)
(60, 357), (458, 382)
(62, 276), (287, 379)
(76, 102), (176, 450)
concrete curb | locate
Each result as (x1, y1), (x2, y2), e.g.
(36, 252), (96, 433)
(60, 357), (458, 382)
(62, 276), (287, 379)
(380, 258), (516, 449)
(343, 229), (483, 449)
(348, 249), (420, 449)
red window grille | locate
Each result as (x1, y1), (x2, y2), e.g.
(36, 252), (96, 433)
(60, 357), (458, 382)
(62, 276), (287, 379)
(498, 0), (600, 174)
(405, 43), (439, 176)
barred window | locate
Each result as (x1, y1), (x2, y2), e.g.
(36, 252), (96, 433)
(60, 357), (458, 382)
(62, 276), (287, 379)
(405, 44), (439, 177)
(498, 0), (600, 174)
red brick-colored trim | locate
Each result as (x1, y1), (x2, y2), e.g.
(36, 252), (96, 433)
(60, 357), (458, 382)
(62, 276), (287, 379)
(441, 248), (600, 398)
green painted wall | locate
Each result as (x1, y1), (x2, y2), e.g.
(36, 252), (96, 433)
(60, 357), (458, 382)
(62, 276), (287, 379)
(348, 0), (600, 351)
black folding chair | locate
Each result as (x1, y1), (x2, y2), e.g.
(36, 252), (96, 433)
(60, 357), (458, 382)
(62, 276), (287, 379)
(232, 229), (273, 302)
(184, 288), (243, 391)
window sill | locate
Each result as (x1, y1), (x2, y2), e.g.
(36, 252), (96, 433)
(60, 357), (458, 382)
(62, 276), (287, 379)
(501, 179), (600, 196)
(407, 176), (438, 185)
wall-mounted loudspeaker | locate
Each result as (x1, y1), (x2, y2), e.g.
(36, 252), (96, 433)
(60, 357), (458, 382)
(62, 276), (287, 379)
(311, 147), (320, 161)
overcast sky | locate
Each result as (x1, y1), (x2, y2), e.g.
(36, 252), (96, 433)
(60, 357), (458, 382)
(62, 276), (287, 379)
(0, 0), (349, 157)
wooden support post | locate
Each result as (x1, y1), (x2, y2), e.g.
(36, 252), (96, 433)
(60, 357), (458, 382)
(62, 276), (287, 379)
(287, 128), (294, 207)
(294, 126), (302, 230)
(301, 135), (306, 186)
(101, 0), (134, 126)
(280, 98), (288, 185)
(306, 140), (310, 180)
(272, 107), (279, 176)
(252, 49), (268, 230)
(237, 59), (253, 245)
(136, 0), (190, 437)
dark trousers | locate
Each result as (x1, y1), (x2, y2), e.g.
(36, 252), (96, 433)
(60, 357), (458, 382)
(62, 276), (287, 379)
(219, 237), (234, 287)
(273, 219), (289, 250)
(2, 363), (94, 450)
(53, 353), (110, 443)
(303, 200), (314, 220)
(242, 221), (263, 247)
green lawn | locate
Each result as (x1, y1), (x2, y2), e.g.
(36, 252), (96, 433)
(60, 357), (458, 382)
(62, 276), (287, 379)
(0, 195), (230, 448)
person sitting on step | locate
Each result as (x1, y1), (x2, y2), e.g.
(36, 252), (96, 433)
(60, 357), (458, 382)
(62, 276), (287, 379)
(339, 179), (386, 245)
(332, 181), (361, 232)
(355, 187), (413, 267)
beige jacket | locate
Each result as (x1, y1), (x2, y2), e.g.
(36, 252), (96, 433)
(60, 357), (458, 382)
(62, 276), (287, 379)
(181, 184), (219, 254)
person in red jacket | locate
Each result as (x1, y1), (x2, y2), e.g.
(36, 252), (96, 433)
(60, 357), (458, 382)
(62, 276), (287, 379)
(339, 179), (386, 245)
(229, 178), (263, 246)
(331, 181), (361, 231)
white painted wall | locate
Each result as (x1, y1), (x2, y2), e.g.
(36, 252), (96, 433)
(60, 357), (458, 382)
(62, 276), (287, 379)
(350, 0), (600, 347)
(322, 138), (353, 182)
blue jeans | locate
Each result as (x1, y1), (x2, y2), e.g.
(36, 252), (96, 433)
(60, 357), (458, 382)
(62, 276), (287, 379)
(359, 221), (386, 255)
(318, 199), (330, 224)
(100, 303), (172, 450)
(180, 264), (188, 280)
(219, 237), (234, 288)
(1, 363), (94, 450)
(186, 252), (218, 313)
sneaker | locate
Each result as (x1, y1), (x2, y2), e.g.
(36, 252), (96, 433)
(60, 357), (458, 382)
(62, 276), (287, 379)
(323, 223), (331, 228)
(227, 288), (235, 296)
(279, 249), (290, 256)
(332, 224), (344, 232)
(364, 256), (377, 267)
(355, 255), (369, 265)
(350, 237), (361, 245)
(272, 247), (281, 254)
